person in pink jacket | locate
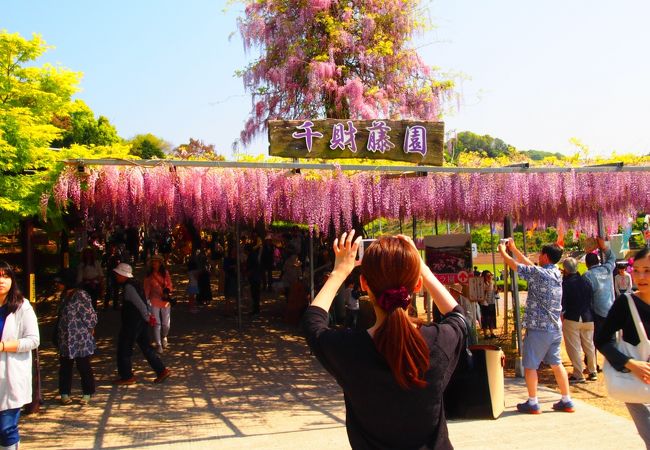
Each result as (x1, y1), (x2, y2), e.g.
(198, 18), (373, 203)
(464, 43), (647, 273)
(144, 255), (173, 354)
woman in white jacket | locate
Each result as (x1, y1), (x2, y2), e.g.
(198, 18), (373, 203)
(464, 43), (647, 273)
(0, 261), (40, 450)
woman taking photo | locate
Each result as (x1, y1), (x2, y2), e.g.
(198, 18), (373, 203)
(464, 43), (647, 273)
(596, 247), (650, 447)
(303, 231), (466, 450)
(0, 261), (40, 450)
(144, 255), (173, 353)
(54, 269), (97, 405)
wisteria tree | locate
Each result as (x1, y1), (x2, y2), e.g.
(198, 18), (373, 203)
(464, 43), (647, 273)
(237, 0), (454, 145)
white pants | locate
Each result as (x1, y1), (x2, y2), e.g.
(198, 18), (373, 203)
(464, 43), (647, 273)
(562, 319), (596, 377)
(151, 306), (171, 346)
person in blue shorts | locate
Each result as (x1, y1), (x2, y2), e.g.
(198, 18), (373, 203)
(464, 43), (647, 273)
(498, 238), (574, 414)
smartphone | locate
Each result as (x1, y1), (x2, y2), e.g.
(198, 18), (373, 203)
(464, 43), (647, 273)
(357, 238), (377, 262)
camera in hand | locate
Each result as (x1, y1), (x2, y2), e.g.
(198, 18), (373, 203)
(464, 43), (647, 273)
(357, 239), (377, 262)
(162, 287), (177, 306)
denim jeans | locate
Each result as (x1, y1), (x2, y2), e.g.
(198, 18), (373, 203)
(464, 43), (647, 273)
(0, 408), (20, 446)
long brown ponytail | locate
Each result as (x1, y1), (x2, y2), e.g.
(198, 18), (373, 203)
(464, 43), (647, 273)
(361, 237), (429, 389)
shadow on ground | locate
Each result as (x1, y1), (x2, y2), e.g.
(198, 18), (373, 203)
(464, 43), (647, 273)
(22, 286), (347, 449)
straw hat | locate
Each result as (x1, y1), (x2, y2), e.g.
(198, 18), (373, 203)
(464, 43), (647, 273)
(448, 283), (463, 294)
(113, 263), (134, 278)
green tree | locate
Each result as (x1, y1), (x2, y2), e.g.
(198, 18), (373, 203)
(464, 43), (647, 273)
(51, 99), (121, 147)
(519, 149), (565, 161)
(128, 133), (169, 159)
(0, 30), (129, 233)
(452, 131), (514, 158)
(0, 30), (80, 232)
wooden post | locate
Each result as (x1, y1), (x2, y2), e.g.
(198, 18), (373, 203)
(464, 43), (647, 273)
(21, 218), (41, 414)
(21, 218), (35, 302)
(60, 230), (70, 270)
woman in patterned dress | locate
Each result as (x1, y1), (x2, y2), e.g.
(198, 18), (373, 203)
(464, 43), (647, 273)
(55, 269), (97, 405)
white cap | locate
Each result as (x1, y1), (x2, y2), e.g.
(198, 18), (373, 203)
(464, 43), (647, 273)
(113, 263), (133, 278)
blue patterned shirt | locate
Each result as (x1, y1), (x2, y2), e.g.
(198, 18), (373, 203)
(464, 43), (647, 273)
(58, 289), (98, 359)
(517, 263), (563, 331)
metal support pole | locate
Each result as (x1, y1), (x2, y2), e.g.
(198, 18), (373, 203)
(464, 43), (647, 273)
(411, 216), (418, 316)
(522, 220), (528, 256)
(490, 223), (499, 316)
(505, 215), (524, 377)
(412, 217), (417, 241)
(309, 232), (315, 301)
(597, 211), (606, 261)
(235, 222), (242, 330)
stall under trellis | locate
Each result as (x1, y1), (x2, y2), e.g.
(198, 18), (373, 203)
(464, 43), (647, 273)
(52, 159), (650, 367)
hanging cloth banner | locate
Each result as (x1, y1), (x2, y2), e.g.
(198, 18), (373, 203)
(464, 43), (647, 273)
(268, 119), (444, 165)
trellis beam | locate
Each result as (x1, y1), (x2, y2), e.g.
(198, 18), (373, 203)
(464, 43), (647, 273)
(64, 159), (647, 174)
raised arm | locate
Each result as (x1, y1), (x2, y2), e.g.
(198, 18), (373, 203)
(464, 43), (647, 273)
(598, 238), (616, 272)
(397, 235), (458, 315)
(508, 238), (533, 266)
(311, 230), (361, 314)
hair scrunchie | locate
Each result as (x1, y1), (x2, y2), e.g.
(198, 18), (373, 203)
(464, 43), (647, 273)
(377, 286), (411, 312)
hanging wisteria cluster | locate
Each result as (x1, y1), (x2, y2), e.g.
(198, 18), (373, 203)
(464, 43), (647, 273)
(237, 0), (454, 145)
(50, 166), (649, 236)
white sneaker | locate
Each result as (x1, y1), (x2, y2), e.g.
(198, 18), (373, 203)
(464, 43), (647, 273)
(162, 337), (168, 348)
(156, 344), (164, 355)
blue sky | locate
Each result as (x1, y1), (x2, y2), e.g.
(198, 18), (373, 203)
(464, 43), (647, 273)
(4, 0), (650, 158)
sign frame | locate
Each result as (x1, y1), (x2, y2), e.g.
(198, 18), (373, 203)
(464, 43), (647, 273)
(268, 119), (444, 166)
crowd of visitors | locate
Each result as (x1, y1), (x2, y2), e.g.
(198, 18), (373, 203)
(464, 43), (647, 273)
(1, 223), (649, 448)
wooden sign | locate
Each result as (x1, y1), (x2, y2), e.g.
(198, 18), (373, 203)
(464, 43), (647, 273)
(268, 119), (444, 166)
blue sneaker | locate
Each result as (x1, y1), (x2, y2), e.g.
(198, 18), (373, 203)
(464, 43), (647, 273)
(552, 399), (575, 412)
(516, 401), (541, 414)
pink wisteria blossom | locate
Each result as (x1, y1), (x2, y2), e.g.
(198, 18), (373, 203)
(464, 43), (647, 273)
(237, 0), (454, 145)
(51, 166), (647, 237)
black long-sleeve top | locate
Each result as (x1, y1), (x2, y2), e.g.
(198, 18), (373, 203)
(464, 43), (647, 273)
(561, 273), (594, 322)
(303, 305), (466, 450)
(595, 293), (650, 371)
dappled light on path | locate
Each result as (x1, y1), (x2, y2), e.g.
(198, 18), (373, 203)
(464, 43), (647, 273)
(22, 295), (346, 449)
